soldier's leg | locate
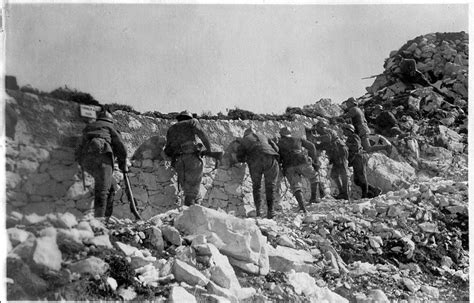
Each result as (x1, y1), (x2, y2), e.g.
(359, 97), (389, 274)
(286, 166), (306, 212)
(104, 177), (117, 218)
(249, 161), (264, 217)
(263, 156), (279, 219)
(352, 156), (368, 198)
(181, 154), (204, 206)
(300, 163), (320, 204)
(330, 166), (343, 196)
(93, 155), (114, 217)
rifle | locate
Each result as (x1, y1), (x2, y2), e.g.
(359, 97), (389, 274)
(80, 165), (86, 190)
(123, 171), (142, 220)
(201, 150), (224, 171)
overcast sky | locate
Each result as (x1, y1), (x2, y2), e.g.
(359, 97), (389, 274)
(5, 3), (468, 115)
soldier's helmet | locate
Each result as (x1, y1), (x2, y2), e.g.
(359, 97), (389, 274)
(176, 110), (193, 121)
(243, 127), (254, 137)
(279, 127), (291, 137)
(341, 124), (355, 133)
(97, 110), (113, 123)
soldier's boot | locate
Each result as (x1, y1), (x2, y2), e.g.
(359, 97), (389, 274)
(266, 199), (275, 219)
(254, 200), (262, 217)
(309, 182), (321, 204)
(104, 187), (116, 221)
(184, 195), (195, 206)
(368, 185), (382, 198)
(294, 191), (307, 214)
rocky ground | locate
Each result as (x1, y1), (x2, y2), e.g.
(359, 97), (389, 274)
(6, 167), (468, 302)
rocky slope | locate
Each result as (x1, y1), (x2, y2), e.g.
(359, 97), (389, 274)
(5, 31), (468, 302)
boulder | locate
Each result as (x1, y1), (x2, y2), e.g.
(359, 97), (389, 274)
(32, 236), (62, 271)
(147, 226), (165, 252)
(206, 281), (239, 303)
(173, 259), (209, 286)
(287, 270), (348, 303)
(69, 256), (109, 276)
(366, 153), (416, 193)
(168, 286), (197, 303)
(175, 205), (269, 275)
(267, 245), (316, 273)
(161, 225), (182, 246)
(86, 234), (113, 249)
(57, 212), (78, 228)
(7, 228), (31, 247)
(207, 243), (241, 290)
(7, 255), (49, 296)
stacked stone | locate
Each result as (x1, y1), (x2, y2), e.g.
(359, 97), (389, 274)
(366, 32), (468, 105)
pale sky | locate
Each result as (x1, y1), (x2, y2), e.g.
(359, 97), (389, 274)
(5, 3), (468, 115)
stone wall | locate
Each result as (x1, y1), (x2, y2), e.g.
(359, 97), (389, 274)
(5, 90), (330, 219)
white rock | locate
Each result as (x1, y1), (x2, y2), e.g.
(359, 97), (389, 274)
(207, 243), (241, 290)
(403, 277), (420, 292)
(421, 285), (440, 298)
(33, 236), (62, 271)
(115, 241), (140, 256)
(168, 286), (197, 303)
(175, 205), (269, 275)
(206, 281), (239, 303)
(173, 259), (209, 286)
(267, 245), (316, 273)
(107, 277), (118, 291)
(287, 270), (348, 302)
(57, 212), (78, 228)
(69, 256), (109, 276)
(7, 228), (31, 246)
(148, 226), (165, 252)
(86, 234), (113, 249)
(117, 286), (137, 301)
(366, 153), (415, 192)
(368, 289), (389, 303)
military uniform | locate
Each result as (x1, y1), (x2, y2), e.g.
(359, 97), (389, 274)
(343, 98), (391, 154)
(278, 128), (320, 212)
(237, 129), (279, 219)
(308, 125), (349, 200)
(164, 112), (211, 206)
(77, 112), (127, 218)
(343, 124), (382, 199)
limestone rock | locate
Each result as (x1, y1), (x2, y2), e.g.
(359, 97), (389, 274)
(69, 256), (109, 276)
(267, 245), (316, 273)
(173, 259), (209, 286)
(57, 212), (78, 228)
(207, 243), (241, 290)
(8, 228), (31, 247)
(175, 205), (269, 275)
(206, 281), (239, 303)
(168, 285), (197, 303)
(366, 153), (415, 192)
(32, 236), (62, 271)
(287, 270), (348, 302)
(86, 234), (113, 249)
(368, 289), (390, 303)
(161, 225), (182, 246)
(147, 226), (165, 252)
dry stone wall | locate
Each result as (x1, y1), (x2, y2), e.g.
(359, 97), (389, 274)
(6, 90), (329, 219)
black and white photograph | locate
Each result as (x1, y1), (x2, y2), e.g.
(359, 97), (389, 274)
(3, 1), (470, 301)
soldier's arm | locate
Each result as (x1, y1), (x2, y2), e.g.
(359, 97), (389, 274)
(192, 120), (212, 151)
(236, 138), (248, 162)
(268, 138), (279, 153)
(109, 127), (128, 169)
(301, 139), (317, 162)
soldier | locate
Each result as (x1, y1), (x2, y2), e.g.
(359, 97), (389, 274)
(236, 128), (279, 219)
(339, 97), (392, 154)
(307, 121), (350, 200)
(277, 127), (320, 214)
(164, 110), (212, 206)
(342, 124), (382, 199)
(76, 110), (127, 219)
(370, 105), (404, 138)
